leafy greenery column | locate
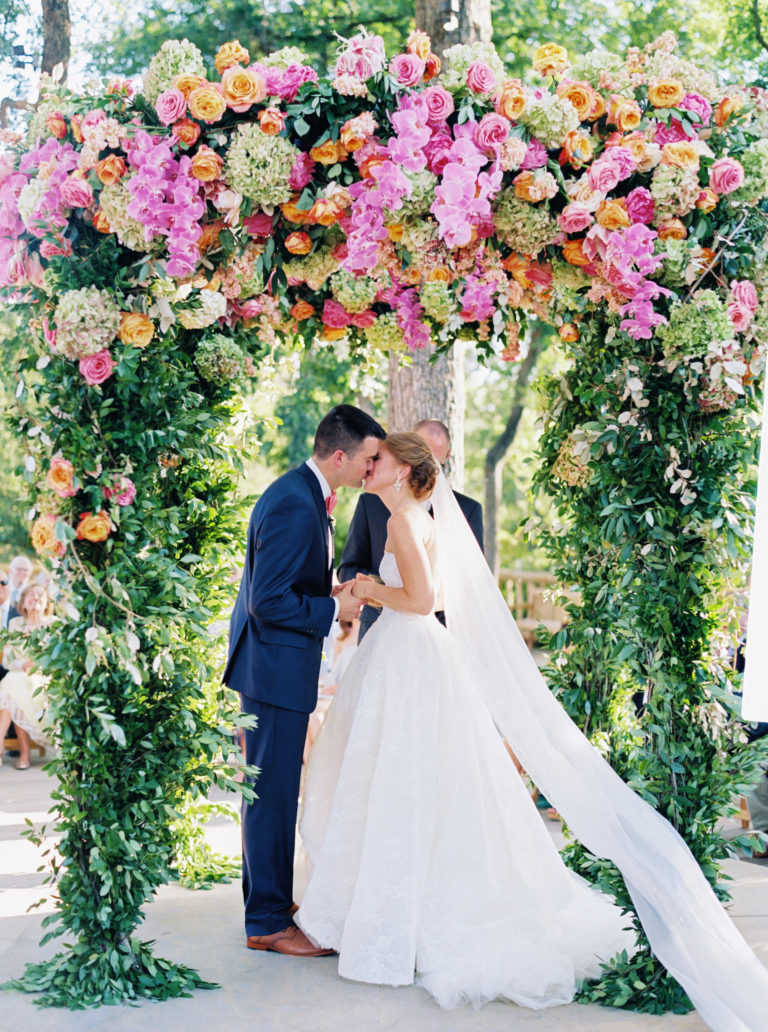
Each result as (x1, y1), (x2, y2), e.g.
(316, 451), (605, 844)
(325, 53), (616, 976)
(533, 308), (766, 1011)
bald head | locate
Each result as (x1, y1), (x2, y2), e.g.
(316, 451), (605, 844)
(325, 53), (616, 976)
(413, 419), (451, 465)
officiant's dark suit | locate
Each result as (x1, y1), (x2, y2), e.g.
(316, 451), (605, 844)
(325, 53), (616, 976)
(224, 463), (337, 938)
(339, 489), (484, 640)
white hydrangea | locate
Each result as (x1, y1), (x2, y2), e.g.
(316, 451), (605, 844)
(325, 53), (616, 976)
(17, 178), (49, 228)
(177, 291), (228, 329)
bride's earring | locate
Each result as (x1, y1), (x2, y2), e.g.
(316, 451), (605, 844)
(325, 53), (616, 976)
(394, 471), (404, 492)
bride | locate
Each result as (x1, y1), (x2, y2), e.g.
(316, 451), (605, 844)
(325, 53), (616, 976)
(297, 433), (768, 1030)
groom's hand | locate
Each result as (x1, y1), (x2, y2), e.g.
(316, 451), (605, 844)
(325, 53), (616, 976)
(336, 581), (363, 621)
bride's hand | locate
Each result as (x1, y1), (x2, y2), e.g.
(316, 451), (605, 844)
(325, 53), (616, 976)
(352, 573), (381, 606)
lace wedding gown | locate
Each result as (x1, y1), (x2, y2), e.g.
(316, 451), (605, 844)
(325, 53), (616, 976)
(297, 550), (634, 1009)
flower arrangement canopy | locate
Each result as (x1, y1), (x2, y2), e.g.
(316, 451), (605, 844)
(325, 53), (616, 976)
(0, 25), (766, 1013)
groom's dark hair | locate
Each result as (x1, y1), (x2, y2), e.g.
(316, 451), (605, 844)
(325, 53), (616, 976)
(314, 405), (386, 459)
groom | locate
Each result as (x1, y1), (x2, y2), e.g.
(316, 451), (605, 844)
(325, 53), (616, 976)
(224, 404), (386, 956)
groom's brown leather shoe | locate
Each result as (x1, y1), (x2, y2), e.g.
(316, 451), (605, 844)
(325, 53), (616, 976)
(246, 925), (335, 957)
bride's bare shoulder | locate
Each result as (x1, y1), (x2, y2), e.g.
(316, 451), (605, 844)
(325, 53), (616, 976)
(387, 504), (431, 542)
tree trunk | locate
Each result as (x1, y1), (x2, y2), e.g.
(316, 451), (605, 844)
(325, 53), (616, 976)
(415, 0), (492, 59)
(41, 0), (71, 79)
(483, 326), (548, 575)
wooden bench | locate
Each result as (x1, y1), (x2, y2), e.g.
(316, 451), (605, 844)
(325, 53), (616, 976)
(3, 732), (46, 759)
(498, 569), (580, 647)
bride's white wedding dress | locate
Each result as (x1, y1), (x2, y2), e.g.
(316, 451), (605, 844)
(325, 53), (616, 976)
(298, 549), (634, 1008)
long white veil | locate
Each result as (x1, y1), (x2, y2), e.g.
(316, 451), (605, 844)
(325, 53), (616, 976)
(431, 470), (768, 1032)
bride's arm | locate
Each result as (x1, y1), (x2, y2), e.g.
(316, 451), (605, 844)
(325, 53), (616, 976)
(351, 510), (434, 615)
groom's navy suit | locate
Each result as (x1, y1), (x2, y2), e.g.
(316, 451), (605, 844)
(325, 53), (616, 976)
(224, 463), (336, 936)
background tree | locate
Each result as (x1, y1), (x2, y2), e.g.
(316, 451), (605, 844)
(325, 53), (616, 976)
(41, 0), (70, 77)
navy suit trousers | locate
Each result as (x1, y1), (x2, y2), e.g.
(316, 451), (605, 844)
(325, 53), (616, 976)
(240, 695), (309, 936)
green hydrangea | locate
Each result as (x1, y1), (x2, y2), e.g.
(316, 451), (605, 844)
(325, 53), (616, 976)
(650, 165), (700, 221)
(262, 46), (310, 69)
(330, 270), (379, 313)
(54, 287), (122, 360)
(518, 95), (580, 149)
(492, 190), (559, 256)
(420, 281), (456, 323)
(658, 238), (693, 288)
(730, 139), (768, 205)
(225, 125), (298, 208)
(440, 41), (506, 94)
(364, 312), (406, 352)
(284, 248), (340, 290)
(399, 218), (439, 253)
(657, 291), (734, 358)
(398, 170), (438, 220)
(25, 85), (76, 144)
(569, 50), (623, 90)
(194, 334), (244, 385)
(143, 39), (206, 106)
(99, 178), (154, 253)
(17, 178), (48, 228)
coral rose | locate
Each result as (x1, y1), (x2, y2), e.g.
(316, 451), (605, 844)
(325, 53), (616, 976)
(155, 88), (187, 126)
(596, 198), (631, 230)
(407, 30), (432, 60)
(661, 141), (699, 170)
(76, 510), (112, 543)
(710, 157), (744, 195)
(221, 66), (267, 113)
(31, 514), (65, 557)
(695, 188), (718, 212)
(214, 40), (250, 75)
(494, 79), (526, 120)
(285, 231), (312, 255)
(310, 139), (348, 165)
(466, 60), (497, 93)
(173, 117), (202, 147)
(46, 456), (78, 498)
(389, 53), (426, 87)
(191, 145), (224, 182)
(557, 81), (595, 121)
(648, 78), (685, 108)
(173, 73), (206, 99)
(79, 349), (115, 386)
(258, 107), (286, 135)
(657, 219), (687, 240)
(532, 43), (569, 77)
(714, 95), (743, 128)
(322, 326), (347, 342)
(280, 197), (309, 223)
(322, 299), (351, 329)
(188, 85), (227, 124)
(309, 198), (340, 226)
(46, 112), (67, 139)
(290, 300), (315, 321)
(95, 155), (127, 185)
(119, 312), (155, 348)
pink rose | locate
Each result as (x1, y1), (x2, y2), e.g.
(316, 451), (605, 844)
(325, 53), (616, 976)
(424, 132), (454, 175)
(558, 204), (594, 233)
(710, 157), (745, 195)
(263, 66), (284, 96)
(520, 138), (548, 169)
(288, 151), (316, 192)
(39, 237), (73, 259)
(278, 64), (318, 102)
(421, 85), (454, 125)
(588, 155), (622, 193)
(103, 476), (136, 506)
(322, 299), (351, 329)
(728, 301), (752, 333)
(79, 349), (114, 385)
(625, 187), (656, 224)
(609, 147), (637, 179)
(243, 212), (274, 236)
(679, 93), (712, 126)
(388, 53), (426, 87)
(653, 119), (691, 146)
(349, 309), (377, 328)
(81, 108), (106, 131)
(61, 172), (94, 208)
(155, 88), (187, 126)
(731, 279), (759, 312)
(466, 60), (497, 94)
(475, 112), (510, 152)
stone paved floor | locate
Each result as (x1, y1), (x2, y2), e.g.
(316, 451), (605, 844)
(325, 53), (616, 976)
(2, 756), (767, 1031)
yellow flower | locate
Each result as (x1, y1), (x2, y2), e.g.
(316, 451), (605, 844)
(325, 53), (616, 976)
(532, 43), (569, 78)
(172, 73), (207, 99)
(657, 218), (687, 240)
(221, 67), (266, 112)
(187, 85), (227, 124)
(661, 141), (699, 170)
(119, 312), (155, 348)
(214, 40), (251, 75)
(595, 198), (631, 230)
(309, 139), (348, 165)
(407, 30), (432, 61)
(647, 78), (685, 108)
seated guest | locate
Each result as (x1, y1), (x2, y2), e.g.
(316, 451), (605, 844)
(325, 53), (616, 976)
(0, 571), (19, 631)
(0, 583), (54, 769)
(7, 554), (33, 607)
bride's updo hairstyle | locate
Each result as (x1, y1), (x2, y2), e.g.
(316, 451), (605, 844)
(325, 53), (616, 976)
(384, 432), (439, 501)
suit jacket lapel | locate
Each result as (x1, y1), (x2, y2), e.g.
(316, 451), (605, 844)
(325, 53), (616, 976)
(298, 463), (332, 577)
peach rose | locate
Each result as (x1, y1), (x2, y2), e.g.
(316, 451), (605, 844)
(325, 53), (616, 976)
(76, 510), (112, 543)
(187, 85), (227, 124)
(532, 43), (569, 78)
(387, 224), (404, 242)
(214, 40), (251, 75)
(285, 231), (312, 255)
(588, 93), (606, 121)
(172, 73), (206, 99)
(611, 98), (642, 132)
(31, 514), (65, 557)
(596, 198), (631, 230)
(494, 79), (526, 120)
(557, 81), (595, 121)
(46, 456), (78, 498)
(92, 208), (111, 234)
(407, 30), (432, 60)
(695, 188), (718, 212)
(280, 197), (309, 223)
(714, 95), (743, 128)
(221, 66), (267, 113)
(290, 300), (315, 321)
(119, 312), (155, 348)
(340, 112), (379, 151)
(309, 139), (347, 165)
(562, 238), (590, 266)
(559, 322), (580, 342)
(191, 145), (224, 182)
(95, 155), (127, 186)
(657, 219), (687, 240)
(172, 117), (202, 147)
(560, 130), (594, 167)
(425, 266), (452, 283)
(648, 78), (685, 108)
(661, 141), (699, 170)
(620, 134), (658, 173)
(258, 107), (286, 136)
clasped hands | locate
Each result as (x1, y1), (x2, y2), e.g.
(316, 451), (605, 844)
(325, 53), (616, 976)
(332, 574), (381, 620)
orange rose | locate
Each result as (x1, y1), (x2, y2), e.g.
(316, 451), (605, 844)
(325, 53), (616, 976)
(31, 514), (65, 556)
(608, 96), (642, 132)
(290, 300), (315, 321)
(119, 312), (155, 348)
(76, 510), (112, 543)
(596, 198), (631, 230)
(92, 208), (111, 234)
(556, 81), (595, 121)
(426, 266), (452, 283)
(562, 238), (590, 266)
(714, 94), (744, 128)
(280, 197), (309, 223)
(696, 188), (718, 212)
(45, 112), (67, 139)
(214, 40), (250, 75)
(494, 79), (526, 120)
(647, 78), (685, 108)
(258, 107), (286, 136)
(588, 92), (606, 121)
(198, 221), (224, 253)
(560, 130), (594, 167)
(172, 117), (202, 147)
(697, 246), (717, 268)
(309, 139), (348, 165)
(322, 326), (347, 341)
(173, 73), (206, 99)
(309, 198), (341, 226)
(424, 53), (441, 81)
(46, 456), (77, 497)
(70, 114), (83, 143)
(657, 219), (687, 240)
(221, 66), (267, 112)
(387, 224), (404, 242)
(359, 152), (387, 179)
(285, 231), (313, 255)
(559, 322), (580, 342)
(661, 141), (699, 170)
(95, 155), (127, 186)
(532, 43), (569, 77)
(407, 30), (432, 61)
(191, 145), (224, 182)
(187, 85), (227, 124)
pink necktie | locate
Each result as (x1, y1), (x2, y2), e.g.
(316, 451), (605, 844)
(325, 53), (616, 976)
(325, 491), (337, 515)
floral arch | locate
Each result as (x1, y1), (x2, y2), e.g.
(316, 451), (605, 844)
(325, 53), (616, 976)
(0, 27), (766, 1011)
